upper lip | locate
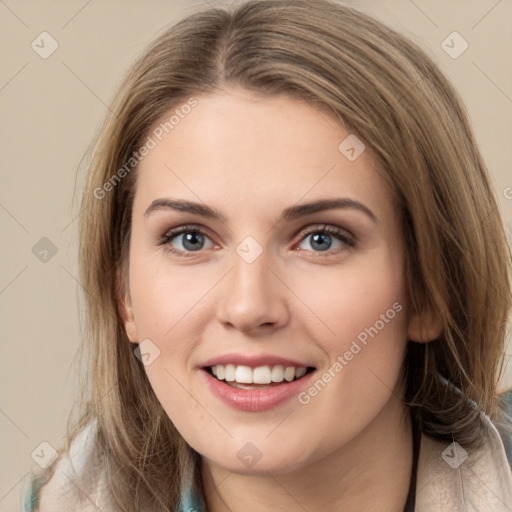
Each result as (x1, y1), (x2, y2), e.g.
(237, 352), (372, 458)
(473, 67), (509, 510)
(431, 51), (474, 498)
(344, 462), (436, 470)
(201, 353), (314, 369)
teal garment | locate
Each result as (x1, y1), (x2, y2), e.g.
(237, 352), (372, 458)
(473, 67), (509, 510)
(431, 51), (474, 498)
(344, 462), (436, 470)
(179, 486), (205, 512)
(20, 473), (204, 512)
(21, 475), (45, 512)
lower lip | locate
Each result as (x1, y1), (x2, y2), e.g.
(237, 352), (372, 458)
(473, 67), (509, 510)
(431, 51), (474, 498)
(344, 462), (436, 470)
(200, 369), (314, 412)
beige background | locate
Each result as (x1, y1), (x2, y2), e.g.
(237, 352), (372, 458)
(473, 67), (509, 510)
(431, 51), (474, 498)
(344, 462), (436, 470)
(1, 0), (511, 509)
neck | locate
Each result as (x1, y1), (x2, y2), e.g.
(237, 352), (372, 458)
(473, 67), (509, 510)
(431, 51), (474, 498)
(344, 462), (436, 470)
(201, 397), (413, 512)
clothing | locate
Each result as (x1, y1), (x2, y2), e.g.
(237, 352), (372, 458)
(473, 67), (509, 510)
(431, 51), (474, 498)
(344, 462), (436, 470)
(21, 412), (512, 512)
(403, 411), (421, 512)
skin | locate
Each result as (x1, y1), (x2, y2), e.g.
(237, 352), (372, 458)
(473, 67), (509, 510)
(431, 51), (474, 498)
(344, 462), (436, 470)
(120, 89), (440, 511)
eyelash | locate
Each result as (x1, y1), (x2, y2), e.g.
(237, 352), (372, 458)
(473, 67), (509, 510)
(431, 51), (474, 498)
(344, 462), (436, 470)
(158, 224), (356, 257)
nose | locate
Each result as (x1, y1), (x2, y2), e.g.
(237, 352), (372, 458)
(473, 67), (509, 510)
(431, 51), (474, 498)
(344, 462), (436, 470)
(215, 247), (290, 335)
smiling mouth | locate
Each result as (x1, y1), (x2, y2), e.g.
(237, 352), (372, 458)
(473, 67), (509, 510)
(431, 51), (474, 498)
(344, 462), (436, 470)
(204, 364), (316, 389)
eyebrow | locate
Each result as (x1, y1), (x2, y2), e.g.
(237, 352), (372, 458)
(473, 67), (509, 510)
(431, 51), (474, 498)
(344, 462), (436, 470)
(144, 197), (377, 224)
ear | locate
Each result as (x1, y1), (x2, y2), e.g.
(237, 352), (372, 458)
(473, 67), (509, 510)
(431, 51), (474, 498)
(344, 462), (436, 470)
(407, 308), (443, 343)
(117, 268), (139, 344)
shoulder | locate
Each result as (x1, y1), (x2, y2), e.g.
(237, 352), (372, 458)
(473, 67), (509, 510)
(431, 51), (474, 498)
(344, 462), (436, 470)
(415, 410), (512, 511)
(19, 418), (202, 512)
(20, 419), (121, 512)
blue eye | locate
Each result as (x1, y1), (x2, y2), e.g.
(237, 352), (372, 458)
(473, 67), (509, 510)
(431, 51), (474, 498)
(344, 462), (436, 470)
(159, 224), (355, 257)
(160, 226), (214, 255)
(297, 225), (355, 252)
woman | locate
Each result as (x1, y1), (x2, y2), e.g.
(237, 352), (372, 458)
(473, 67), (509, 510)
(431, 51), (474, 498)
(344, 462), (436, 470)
(21, 0), (512, 510)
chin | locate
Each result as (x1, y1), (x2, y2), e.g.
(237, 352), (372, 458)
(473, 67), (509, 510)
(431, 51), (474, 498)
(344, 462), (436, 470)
(200, 441), (316, 476)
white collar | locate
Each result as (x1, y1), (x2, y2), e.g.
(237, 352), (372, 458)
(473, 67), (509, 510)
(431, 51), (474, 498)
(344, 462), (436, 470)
(415, 414), (512, 511)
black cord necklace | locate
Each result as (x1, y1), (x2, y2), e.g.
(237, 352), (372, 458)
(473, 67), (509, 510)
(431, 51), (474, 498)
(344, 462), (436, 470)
(402, 413), (421, 512)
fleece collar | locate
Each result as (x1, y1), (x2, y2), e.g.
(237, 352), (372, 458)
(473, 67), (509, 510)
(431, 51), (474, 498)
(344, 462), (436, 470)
(415, 415), (512, 511)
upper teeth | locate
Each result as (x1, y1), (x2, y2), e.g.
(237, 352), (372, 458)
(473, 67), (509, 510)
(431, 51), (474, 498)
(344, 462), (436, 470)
(211, 364), (307, 384)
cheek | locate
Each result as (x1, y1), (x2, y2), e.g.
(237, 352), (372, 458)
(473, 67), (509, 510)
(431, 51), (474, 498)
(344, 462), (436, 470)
(128, 257), (212, 433)
(128, 249), (214, 341)
(289, 251), (409, 418)
(291, 251), (408, 353)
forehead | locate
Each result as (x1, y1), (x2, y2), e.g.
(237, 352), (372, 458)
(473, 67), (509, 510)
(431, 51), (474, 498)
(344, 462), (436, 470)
(133, 89), (394, 220)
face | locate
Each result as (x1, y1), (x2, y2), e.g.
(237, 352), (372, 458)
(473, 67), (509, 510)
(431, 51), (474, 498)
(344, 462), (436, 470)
(121, 89), (427, 475)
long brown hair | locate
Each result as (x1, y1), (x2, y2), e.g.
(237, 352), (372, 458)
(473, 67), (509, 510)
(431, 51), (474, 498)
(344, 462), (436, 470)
(34, 1), (511, 510)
